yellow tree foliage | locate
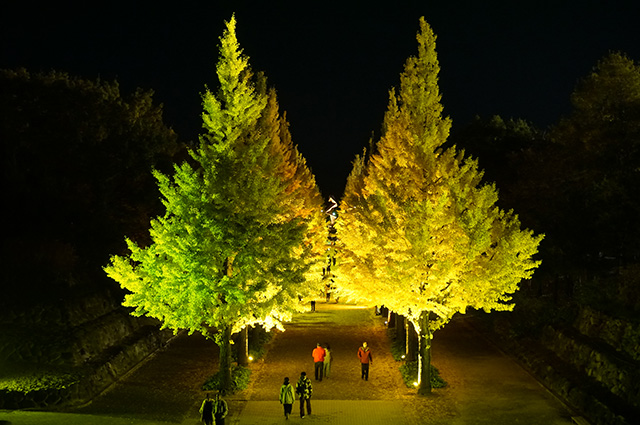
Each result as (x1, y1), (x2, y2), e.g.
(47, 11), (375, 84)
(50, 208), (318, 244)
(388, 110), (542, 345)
(337, 17), (543, 394)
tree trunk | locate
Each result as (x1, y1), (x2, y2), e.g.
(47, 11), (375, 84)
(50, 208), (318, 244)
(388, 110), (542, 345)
(387, 310), (396, 328)
(395, 313), (405, 337)
(237, 326), (249, 366)
(406, 319), (418, 362)
(219, 256), (235, 392)
(417, 311), (432, 395)
(395, 314), (406, 359)
(218, 323), (233, 394)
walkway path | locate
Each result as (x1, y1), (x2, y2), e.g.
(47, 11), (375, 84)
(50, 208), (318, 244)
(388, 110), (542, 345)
(428, 315), (575, 425)
(1, 302), (577, 424)
(228, 302), (412, 425)
(223, 303), (576, 425)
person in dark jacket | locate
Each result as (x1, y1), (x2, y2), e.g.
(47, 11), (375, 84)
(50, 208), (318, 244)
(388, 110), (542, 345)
(295, 371), (313, 418)
(357, 342), (373, 380)
(199, 393), (214, 425)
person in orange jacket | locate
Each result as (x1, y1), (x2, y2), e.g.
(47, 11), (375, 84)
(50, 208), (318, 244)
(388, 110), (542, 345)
(357, 342), (373, 380)
(312, 342), (326, 381)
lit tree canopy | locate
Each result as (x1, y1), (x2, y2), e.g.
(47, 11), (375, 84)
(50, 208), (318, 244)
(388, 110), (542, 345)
(336, 17), (543, 393)
(104, 15), (324, 391)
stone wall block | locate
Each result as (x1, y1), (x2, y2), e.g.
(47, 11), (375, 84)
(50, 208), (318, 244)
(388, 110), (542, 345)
(0, 289), (173, 410)
(543, 325), (640, 408)
(65, 311), (137, 366)
(63, 291), (122, 327)
(576, 306), (640, 362)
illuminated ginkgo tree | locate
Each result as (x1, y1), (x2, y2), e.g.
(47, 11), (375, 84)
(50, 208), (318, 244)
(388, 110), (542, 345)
(104, 16), (325, 392)
(336, 17), (544, 394)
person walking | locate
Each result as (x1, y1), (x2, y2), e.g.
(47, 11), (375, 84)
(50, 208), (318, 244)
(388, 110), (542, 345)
(213, 392), (229, 425)
(357, 341), (373, 380)
(279, 377), (295, 420)
(295, 371), (313, 418)
(323, 343), (332, 379)
(312, 342), (326, 381)
(200, 392), (228, 425)
(199, 393), (214, 425)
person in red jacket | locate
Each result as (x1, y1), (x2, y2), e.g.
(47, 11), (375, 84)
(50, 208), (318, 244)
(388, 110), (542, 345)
(357, 342), (373, 380)
(312, 343), (326, 381)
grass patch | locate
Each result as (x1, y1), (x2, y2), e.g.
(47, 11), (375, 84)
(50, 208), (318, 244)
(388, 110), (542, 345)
(0, 363), (82, 392)
(388, 328), (406, 361)
(231, 327), (273, 363)
(399, 361), (446, 389)
(202, 365), (251, 394)
(248, 327), (272, 361)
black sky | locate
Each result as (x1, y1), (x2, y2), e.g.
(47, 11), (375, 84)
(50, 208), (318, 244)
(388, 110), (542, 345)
(2, 1), (639, 197)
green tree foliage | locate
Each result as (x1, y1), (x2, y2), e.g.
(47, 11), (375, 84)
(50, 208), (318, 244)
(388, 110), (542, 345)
(104, 16), (324, 392)
(337, 18), (543, 394)
(0, 68), (180, 304)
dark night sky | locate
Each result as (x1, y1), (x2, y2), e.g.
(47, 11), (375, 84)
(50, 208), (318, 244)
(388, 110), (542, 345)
(2, 1), (639, 198)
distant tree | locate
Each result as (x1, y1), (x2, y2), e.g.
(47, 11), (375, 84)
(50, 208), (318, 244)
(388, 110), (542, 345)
(447, 116), (556, 246)
(448, 116), (542, 198)
(337, 18), (543, 394)
(0, 68), (180, 304)
(550, 52), (640, 263)
(104, 16), (324, 392)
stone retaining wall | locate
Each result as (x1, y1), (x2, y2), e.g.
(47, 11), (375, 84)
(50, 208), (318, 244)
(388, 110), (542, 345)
(0, 326), (174, 409)
(481, 304), (639, 425)
(509, 341), (630, 425)
(0, 288), (174, 410)
(574, 306), (640, 362)
(542, 326), (640, 408)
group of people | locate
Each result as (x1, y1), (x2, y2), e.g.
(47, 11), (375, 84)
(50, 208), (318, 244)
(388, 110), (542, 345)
(276, 342), (332, 420)
(278, 372), (313, 419)
(201, 341), (373, 423)
(199, 392), (228, 425)
(278, 341), (372, 420)
(312, 342), (332, 381)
